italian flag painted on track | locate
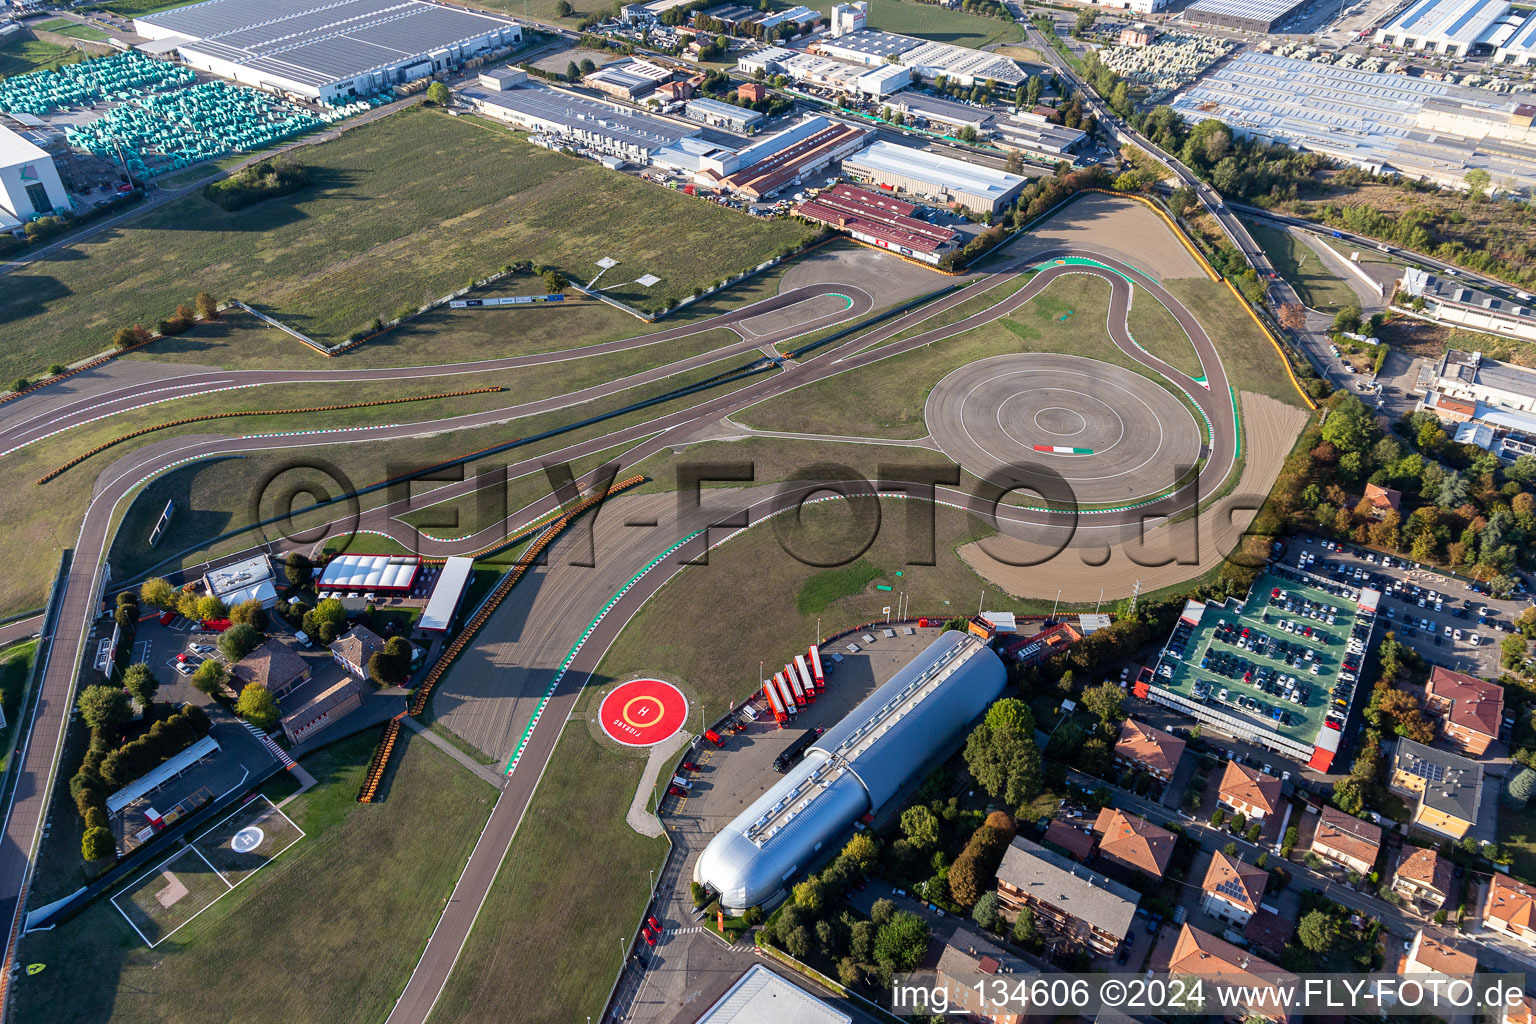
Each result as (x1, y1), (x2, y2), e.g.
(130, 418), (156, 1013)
(1033, 445), (1094, 454)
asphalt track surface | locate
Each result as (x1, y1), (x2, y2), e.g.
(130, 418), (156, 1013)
(0, 246), (1237, 1023)
(924, 351), (1204, 505)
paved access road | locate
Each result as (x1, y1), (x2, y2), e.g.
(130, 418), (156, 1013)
(0, 245), (1238, 1024)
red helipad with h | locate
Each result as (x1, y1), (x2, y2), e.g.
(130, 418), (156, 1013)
(599, 678), (689, 747)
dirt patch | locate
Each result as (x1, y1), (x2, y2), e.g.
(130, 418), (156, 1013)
(956, 391), (1308, 601)
(1378, 315), (1536, 370)
(1005, 193), (1204, 281)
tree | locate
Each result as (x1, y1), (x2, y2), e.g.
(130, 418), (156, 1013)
(121, 663), (158, 709)
(1506, 768), (1536, 807)
(190, 657), (228, 696)
(901, 805), (941, 851)
(82, 826), (115, 862)
(304, 597), (349, 645)
(1503, 633), (1528, 670)
(556, 0), (574, 13)
(1278, 302), (1307, 331)
(1012, 906), (1038, 945)
(965, 703), (1042, 806)
(1297, 909), (1339, 953)
(196, 595), (228, 622)
(870, 898), (896, 928)
(112, 326), (139, 349)
(1465, 167), (1491, 202)
(1080, 682), (1125, 724)
(218, 622), (262, 662)
(1005, 149), (1024, 175)
(543, 269), (569, 293)
(235, 683), (279, 731)
(284, 551), (312, 587)
(971, 890), (1001, 932)
(1332, 305), (1362, 335)
(230, 599), (268, 631)
(140, 577), (177, 610)
(1321, 395), (1373, 454)
(793, 877), (825, 914)
(77, 684), (132, 736)
(425, 81), (451, 106)
(195, 292), (218, 321)
(565, 60), (580, 81)
(873, 911), (929, 971)
(842, 832), (880, 873)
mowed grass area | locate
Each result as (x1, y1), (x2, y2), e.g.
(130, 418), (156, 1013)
(1126, 286), (1203, 379)
(0, 105), (815, 380)
(0, 36), (83, 78)
(812, 0), (1023, 47)
(128, 251), (808, 372)
(428, 724), (666, 1024)
(876, 274), (1033, 348)
(0, 641), (35, 774)
(738, 274), (1155, 438)
(14, 730), (495, 1024)
(33, 18), (109, 40)
(1243, 220), (1361, 314)
(1161, 276), (1309, 408)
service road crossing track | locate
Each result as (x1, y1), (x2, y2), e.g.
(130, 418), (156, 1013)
(0, 245), (1240, 1023)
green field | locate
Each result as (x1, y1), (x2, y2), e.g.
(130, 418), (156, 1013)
(32, 18), (109, 41)
(0, 641), (35, 774)
(1244, 220), (1362, 314)
(814, 0), (1023, 48)
(1127, 287), (1204, 379)
(14, 730), (495, 1024)
(428, 724), (666, 1024)
(91, 0), (198, 16)
(738, 274), (1175, 438)
(0, 36), (83, 78)
(1161, 277), (1309, 408)
(0, 106), (815, 381)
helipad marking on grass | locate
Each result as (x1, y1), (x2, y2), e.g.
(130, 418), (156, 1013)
(599, 678), (689, 747)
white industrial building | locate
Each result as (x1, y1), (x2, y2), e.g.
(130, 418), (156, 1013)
(889, 92), (995, 133)
(1170, 51), (1536, 192)
(813, 29), (1025, 86)
(0, 125), (66, 227)
(459, 79), (700, 164)
(685, 96), (762, 130)
(997, 111), (1088, 157)
(694, 632), (1005, 911)
(1067, 0), (1169, 14)
(1183, 0), (1306, 33)
(1374, 0), (1511, 55)
(842, 140), (1027, 214)
(204, 553), (278, 609)
(814, 28), (920, 66)
(829, 0), (868, 36)
(697, 966), (850, 1024)
(133, 0), (520, 105)
(776, 51), (910, 96)
(736, 45), (796, 77)
(1417, 348), (1536, 460)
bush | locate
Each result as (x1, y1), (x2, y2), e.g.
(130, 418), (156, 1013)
(235, 683), (279, 731)
(82, 826), (115, 862)
(204, 159), (312, 212)
(195, 292), (218, 320)
(217, 622), (262, 662)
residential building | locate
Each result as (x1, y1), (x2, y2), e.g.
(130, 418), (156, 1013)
(1310, 806), (1382, 876)
(1243, 909), (1295, 958)
(1114, 719), (1185, 782)
(1390, 737), (1485, 840)
(737, 81), (766, 103)
(1041, 819), (1097, 863)
(1167, 925), (1289, 1023)
(933, 930), (1030, 1024)
(1119, 23), (1158, 46)
(994, 837), (1139, 956)
(1425, 665), (1504, 756)
(230, 639), (311, 699)
(1504, 993), (1536, 1024)
(330, 626), (386, 680)
(279, 677), (364, 745)
(1363, 482), (1402, 518)
(1092, 808), (1176, 881)
(1485, 874), (1536, 946)
(1217, 761), (1282, 820)
(1404, 928), (1477, 977)
(1391, 846), (1455, 910)
(1200, 850), (1267, 926)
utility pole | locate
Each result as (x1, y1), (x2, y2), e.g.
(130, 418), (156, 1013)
(977, 590), (985, 616)
(1095, 588), (1104, 615)
(1050, 588), (1061, 620)
(1128, 579), (1142, 619)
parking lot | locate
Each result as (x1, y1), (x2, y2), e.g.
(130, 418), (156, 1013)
(1276, 535), (1527, 680)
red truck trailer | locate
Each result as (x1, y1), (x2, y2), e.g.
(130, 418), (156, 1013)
(773, 672), (798, 713)
(794, 654), (817, 695)
(808, 645), (825, 688)
(785, 662), (809, 705)
(763, 678), (788, 725)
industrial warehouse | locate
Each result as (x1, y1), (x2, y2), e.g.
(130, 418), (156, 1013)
(1169, 52), (1536, 191)
(1418, 349), (1536, 460)
(792, 183), (961, 264)
(460, 74), (700, 164)
(694, 631), (1005, 911)
(1183, 0), (1308, 34)
(1372, 0), (1536, 62)
(841, 140), (1027, 214)
(133, 0), (521, 105)
(812, 29), (1026, 86)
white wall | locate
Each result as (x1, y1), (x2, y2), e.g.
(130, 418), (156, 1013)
(0, 146), (66, 219)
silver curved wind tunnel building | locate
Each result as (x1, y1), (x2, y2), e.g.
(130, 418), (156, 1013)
(694, 630), (1006, 911)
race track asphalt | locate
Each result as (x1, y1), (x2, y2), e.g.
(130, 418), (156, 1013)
(0, 246), (1239, 1023)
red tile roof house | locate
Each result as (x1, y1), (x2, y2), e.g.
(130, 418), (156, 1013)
(329, 626), (385, 681)
(1484, 875), (1536, 947)
(1114, 719), (1186, 782)
(1092, 807), (1176, 881)
(1200, 850), (1268, 926)
(1363, 482), (1402, 518)
(1218, 761), (1282, 820)
(1425, 665), (1504, 756)
(1310, 805), (1383, 877)
(1391, 846), (1454, 910)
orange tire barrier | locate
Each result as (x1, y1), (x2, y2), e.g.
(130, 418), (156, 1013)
(407, 474), (645, 718)
(1223, 278), (1318, 411)
(37, 387), (505, 484)
(357, 718), (401, 803)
